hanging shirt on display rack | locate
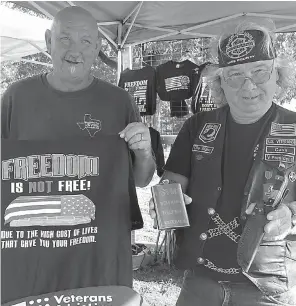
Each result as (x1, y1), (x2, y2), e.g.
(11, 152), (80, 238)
(191, 62), (221, 114)
(156, 60), (199, 118)
(118, 66), (157, 116)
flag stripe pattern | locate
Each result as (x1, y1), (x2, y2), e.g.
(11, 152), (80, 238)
(270, 123), (296, 136)
(4, 195), (95, 224)
(165, 76), (190, 92)
(133, 90), (146, 102)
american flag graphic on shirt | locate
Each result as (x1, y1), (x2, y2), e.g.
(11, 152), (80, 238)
(126, 86), (146, 105)
(4, 195), (95, 226)
(133, 89), (146, 103)
(165, 75), (190, 92)
(270, 122), (296, 137)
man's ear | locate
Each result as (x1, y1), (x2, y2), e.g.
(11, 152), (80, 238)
(45, 29), (52, 54)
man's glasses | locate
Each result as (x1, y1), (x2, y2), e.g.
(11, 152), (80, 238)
(223, 61), (274, 89)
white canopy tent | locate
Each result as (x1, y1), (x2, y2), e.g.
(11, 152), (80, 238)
(0, 1), (296, 80)
(1, 1), (296, 73)
(0, 5), (51, 65)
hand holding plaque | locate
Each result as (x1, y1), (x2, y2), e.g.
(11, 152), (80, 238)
(150, 180), (191, 230)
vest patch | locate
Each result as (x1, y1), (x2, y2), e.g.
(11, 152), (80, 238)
(270, 122), (296, 137)
(264, 154), (295, 164)
(199, 123), (221, 143)
(265, 170), (273, 180)
(192, 144), (214, 154)
(266, 138), (296, 146)
(265, 146), (295, 156)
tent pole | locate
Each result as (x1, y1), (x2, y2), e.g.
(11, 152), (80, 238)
(126, 22), (177, 33)
(97, 26), (118, 49)
(129, 46), (133, 70)
(29, 1), (53, 19)
(180, 32), (216, 38)
(117, 49), (122, 84)
(180, 13), (244, 33)
(66, 1), (75, 6)
(123, 2), (142, 24)
(121, 2), (143, 48)
(27, 41), (51, 59)
(116, 23), (123, 84)
(277, 23), (296, 31)
(245, 13), (296, 20)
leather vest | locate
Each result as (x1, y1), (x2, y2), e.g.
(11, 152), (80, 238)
(174, 103), (296, 295)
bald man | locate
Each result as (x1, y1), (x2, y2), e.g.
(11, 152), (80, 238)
(2, 6), (155, 186)
(1, 6), (155, 302)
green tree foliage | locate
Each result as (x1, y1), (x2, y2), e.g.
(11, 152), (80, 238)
(274, 32), (296, 105)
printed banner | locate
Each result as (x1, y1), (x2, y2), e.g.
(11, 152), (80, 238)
(2, 286), (149, 306)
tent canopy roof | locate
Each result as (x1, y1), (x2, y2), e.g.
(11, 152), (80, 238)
(11, 1), (296, 44)
(1, 1), (296, 61)
(0, 5), (51, 61)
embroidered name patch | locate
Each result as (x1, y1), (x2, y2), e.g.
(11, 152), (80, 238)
(199, 123), (221, 143)
(192, 144), (214, 154)
(264, 154), (295, 164)
(270, 123), (296, 137)
(266, 138), (296, 146)
(265, 146), (295, 156)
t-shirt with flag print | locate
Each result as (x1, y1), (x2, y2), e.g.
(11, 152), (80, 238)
(1, 137), (135, 303)
(156, 60), (198, 102)
(118, 66), (157, 116)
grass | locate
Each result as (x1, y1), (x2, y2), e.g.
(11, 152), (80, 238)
(132, 174), (184, 306)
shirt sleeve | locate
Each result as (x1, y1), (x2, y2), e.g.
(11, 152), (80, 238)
(1, 87), (13, 139)
(164, 114), (201, 178)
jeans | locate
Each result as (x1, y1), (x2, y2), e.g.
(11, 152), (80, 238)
(176, 270), (296, 306)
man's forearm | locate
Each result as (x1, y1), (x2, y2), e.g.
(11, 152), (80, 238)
(133, 149), (156, 187)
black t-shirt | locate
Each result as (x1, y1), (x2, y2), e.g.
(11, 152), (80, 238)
(198, 113), (264, 281)
(1, 73), (140, 140)
(156, 60), (198, 102)
(118, 66), (157, 116)
(1, 139), (133, 303)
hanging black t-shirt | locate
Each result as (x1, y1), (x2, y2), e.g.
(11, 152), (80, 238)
(198, 112), (269, 282)
(191, 63), (207, 114)
(156, 60), (198, 102)
(1, 138), (133, 303)
(191, 63), (220, 113)
(118, 66), (157, 115)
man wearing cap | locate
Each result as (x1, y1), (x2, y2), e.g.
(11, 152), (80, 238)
(149, 21), (296, 305)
